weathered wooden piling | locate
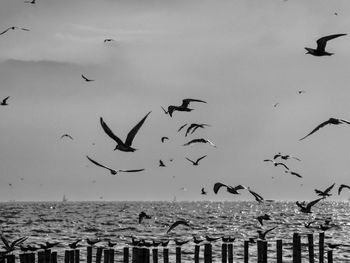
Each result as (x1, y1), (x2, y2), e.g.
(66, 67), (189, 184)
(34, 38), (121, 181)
(103, 250), (109, 263)
(45, 250), (51, 263)
(175, 247), (181, 263)
(64, 250), (70, 263)
(96, 247), (103, 263)
(131, 247), (137, 263)
(162, 248), (168, 263)
(152, 248), (158, 263)
(51, 252), (57, 263)
(319, 232), (325, 263)
(276, 239), (283, 263)
(204, 243), (212, 263)
(87, 247), (93, 263)
(327, 250), (333, 263)
(74, 250), (79, 263)
(136, 248), (143, 263)
(123, 247), (129, 263)
(194, 245), (200, 263)
(244, 241), (249, 263)
(221, 243), (227, 263)
(308, 233), (314, 263)
(28, 253), (35, 263)
(144, 248), (150, 263)
(292, 233), (301, 263)
(257, 240), (267, 263)
(6, 255), (15, 263)
(227, 243), (233, 263)
(20, 254), (26, 263)
(38, 251), (45, 263)
(108, 249), (114, 263)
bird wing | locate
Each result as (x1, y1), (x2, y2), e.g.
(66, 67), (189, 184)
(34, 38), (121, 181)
(248, 189), (264, 202)
(19, 28), (30, 31)
(264, 226), (277, 236)
(185, 157), (195, 164)
(185, 124), (196, 136)
(125, 111), (151, 146)
(263, 159), (273, 163)
(81, 74), (88, 81)
(306, 197), (324, 210)
(233, 184), (246, 191)
(213, 182), (228, 194)
(338, 184), (350, 195)
(2, 96), (10, 104)
(290, 171), (302, 178)
(0, 28), (11, 35)
(196, 155), (207, 163)
(299, 119), (333, 140)
(86, 156), (113, 171)
(316, 34), (347, 52)
(13, 237), (28, 248)
(295, 201), (305, 210)
(100, 117), (124, 145)
(178, 123), (187, 132)
(340, 119), (350, 125)
(118, 169), (145, 173)
(1, 235), (10, 250)
(324, 183), (335, 194)
(161, 137), (169, 142)
(273, 153), (281, 160)
(183, 138), (204, 146)
(181, 98), (207, 108)
(161, 106), (168, 114)
(166, 220), (190, 233)
(276, 162), (289, 170)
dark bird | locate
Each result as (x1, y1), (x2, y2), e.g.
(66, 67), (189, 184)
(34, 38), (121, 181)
(257, 226), (277, 240)
(221, 236), (235, 243)
(213, 182), (245, 195)
(0, 27), (29, 36)
(328, 243), (341, 249)
(177, 123), (188, 132)
(1, 96), (10, 106)
(24, 0), (36, 3)
(257, 214), (271, 226)
(185, 123), (211, 136)
(104, 38), (115, 42)
(163, 98), (207, 117)
(285, 170), (302, 178)
(87, 155), (117, 175)
(305, 34), (346, 56)
(107, 241), (116, 248)
(86, 238), (101, 246)
(319, 224), (332, 232)
(298, 90), (306, 94)
(159, 160), (166, 167)
(39, 242), (60, 250)
(247, 188), (264, 203)
(205, 235), (221, 242)
(338, 184), (350, 195)
(60, 134), (73, 140)
(300, 118), (350, 140)
(68, 239), (82, 249)
(174, 239), (190, 246)
(201, 187), (207, 195)
(161, 136), (169, 143)
(273, 153), (301, 161)
(81, 74), (95, 82)
(160, 239), (169, 247)
(193, 236), (204, 244)
(1, 235), (28, 253)
(263, 159), (289, 170)
(100, 111), (151, 152)
(296, 197), (324, 213)
(183, 138), (216, 147)
(315, 183), (335, 197)
(186, 155), (207, 166)
(166, 220), (191, 233)
(138, 211), (152, 224)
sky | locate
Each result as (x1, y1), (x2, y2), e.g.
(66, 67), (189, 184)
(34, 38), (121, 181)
(1, 0), (350, 202)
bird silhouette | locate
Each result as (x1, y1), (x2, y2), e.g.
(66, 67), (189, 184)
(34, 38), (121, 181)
(0, 27), (29, 36)
(183, 138), (216, 147)
(1, 96), (10, 106)
(298, 90), (306, 94)
(24, 0), (36, 4)
(338, 184), (350, 195)
(68, 239), (82, 249)
(205, 235), (221, 242)
(39, 242), (60, 250)
(213, 182), (245, 195)
(201, 187), (207, 195)
(296, 197), (324, 213)
(162, 98), (206, 117)
(138, 211), (152, 224)
(193, 236), (204, 244)
(247, 188), (264, 203)
(257, 214), (271, 226)
(100, 111), (151, 152)
(60, 134), (73, 140)
(166, 220), (191, 233)
(185, 123), (211, 136)
(273, 153), (301, 161)
(257, 226), (277, 240)
(305, 34), (346, 56)
(284, 170), (302, 178)
(159, 160), (166, 167)
(104, 39), (115, 42)
(263, 159), (289, 170)
(185, 155), (207, 166)
(86, 238), (101, 246)
(174, 239), (190, 246)
(81, 74), (95, 82)
(315, 183), (335, 197)
(300, 118), (350, 140)
(87, 156), (117, 175)
(161, 136), (169, 143)
(1, 235), (28, 253)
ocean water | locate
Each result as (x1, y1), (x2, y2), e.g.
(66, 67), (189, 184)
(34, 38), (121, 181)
(0, 201), (350, 262)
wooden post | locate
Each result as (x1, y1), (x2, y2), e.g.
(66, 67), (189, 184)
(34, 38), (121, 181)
(28, 253), (35, 263)
(162, 248), (168, 263)
(319, 232), (324, 263)
(87, 247), (93, 263)
(75, 250), (80, 263)
(327, 250), (333, 263)
(308, 234), (314, 263)
(109, 249), (114, 263)
(221, 243), (227, 263)
(257, 241), (263, 263)
(276, 239), (283, 263)
(194, 245), (200, 263)
(96, 247), (103, 263)
(51, 252), (57, 263)
(103, 250), (109, 263)
(131, 248), (137, 263)
(45, 250), (51, 263)
(20, 254), (27, 263)
(38, 251), (46, 263)
(65, 251), (70, 263)
(244, 241), (249, 263)
(0, 252), (6, 263)
(262, 241), (267, 263)
(204, 244), (212, 263)
(136, 248), (143, 263)
(292, 233), (301, 263)
(69, 250), (75, 263)
(144, 248), (150, 263)
(123, 247), (129, 263)
(227, 244), (233, 263)
(176, 247), (181, 263)
(6, 255), (15, 263)
(152, 249), (158, 263)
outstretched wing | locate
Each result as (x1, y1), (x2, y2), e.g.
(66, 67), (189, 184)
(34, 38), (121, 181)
(0, 27), (11, 36)
(306, 197), (324, 210)
(1, 235), (10, 250)
(338, 184), (350, 195)
(185, 157), (195, 164)
(166, 220), (190, 233)
(177, 123), (187, 132)
(125, 111), (151, 146)
(118, 169), (145, 173)
(290, 171), (302, 178)
(100, 117), (124, 145)
(86, 155), (111, 171)
(2, 96), (10, 104)
(276, 162), (289, 170)
(340, 118), (350, 125)
(161, 106), (168, 114)
(248, 189), (264, 202)
(300, 119), (332, 140)
(213, 182), (228, 194)
(181, 98), (207, 108)
(323, 183), (335, 194)
(316, 34), (347, 52)
(196, 155), (207, 163)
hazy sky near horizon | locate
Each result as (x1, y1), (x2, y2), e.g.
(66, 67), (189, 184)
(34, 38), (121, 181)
(1, 0), (350, 202)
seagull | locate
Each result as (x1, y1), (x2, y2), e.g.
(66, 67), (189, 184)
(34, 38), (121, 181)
(1, 96), (10, 106)
(100, 111), (151, 152)
(174, 239), (190, 246)
(183, 138), (216, 147)
(86, 238), (101, 246)
(193, 236), (204, 244)
(205, 235), (221, 242)
(159, 160), (166, 167)
(315, 183), (335, 197)
(60, 134), (73, 140)
(285, 170), (302, 178)
(247, 188), (264, 203)
(166, 220), (191, 233)
(300, 117), (350, 140)
(162, 98), (207, 117)
(213, 182), (246, 195)
(328, 243), (342, 249)
(107, 241), (116, 248)
(338, 184), (350, 195)
(86, 156), (117, 175)
(201, 187), (207, 195)
(305, 34), (346, 56)
(257, 226), (277, 240)
(68, 240), (82, 249)
(161, 136), (169, 143)
(104, 38), (115, 42)
(138, 211), (152, 224)
(185, 123), (211, 136)
(39, 242), (60, 250)
(81, 74), (95, 82)
(1, 235), (28, 253)
(185, 155), (207, 166)
(296, 197), (324, 213)
(0, 27), (30, 36)
(298, 90), (306, 94)
(263, 159), (289, 170)
(273, 153), (301, 161)
(257, 214), (271, 226)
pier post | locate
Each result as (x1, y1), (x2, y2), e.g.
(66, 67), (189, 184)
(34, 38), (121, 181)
(327, 250), (333, 263)
(176, 247), (181, 263)
(6, 255), (15, 263)
(74, 250), (80, 263)
(20, 254), (26, 263)
(227, 243), (233, 263)
(292, 233), (301, 263)
(108, 249), (114, 263)
(194, 245), (200, 263)
(103, 250), (109, 263)
(244, 241), (249, 263)
(319, 232), (324, 263)
(28, 253), (35, 263)
(45, 250), (51, 263)
(64, 251), (69, 263)
(38, 251), (45, 263)
(257, 240), (267, 263)
(123, 247), (129, 263)
(87, 247), (93, 263)
(276, 239), (282, 263)
(96, 247), (103, 263)
(221, 243), (227, 263)
(152, 249), (158, 263)
(307, 234), (314, 263)
(204, 243), (212, 263)
(162, 248), (169, 263)
(50, 252), (57, 263)
(69, 250), (74, 263)
(144, 248), (150, 263)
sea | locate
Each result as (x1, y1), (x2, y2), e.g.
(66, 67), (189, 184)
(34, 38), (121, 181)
(0, 201), (350, 262)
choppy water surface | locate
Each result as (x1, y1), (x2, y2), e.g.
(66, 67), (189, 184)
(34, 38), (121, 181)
(0, 201), (350, 262)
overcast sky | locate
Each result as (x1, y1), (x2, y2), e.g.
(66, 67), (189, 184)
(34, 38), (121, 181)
(1, 0), (350, 202)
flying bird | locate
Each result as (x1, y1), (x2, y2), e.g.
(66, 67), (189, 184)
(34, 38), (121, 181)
(300, 118), (350, 140)
(247, 188), (264, 203)
(315, 183), (335, 197)
(60, 134), (73, 140)
(24, 0), (36, 3)
(159, 160), (166, 167)
(0, 27), (29, 36)
(305, 34), (346, 56)
(86, 238), (101, 246)
(263, 159), (289, 170)
(104, 38), (115, 42)
(100, 111), (151, 152)
(166, 220), (191, 233)
(185, 155), (207, 166)
(257, 226), (277, 240)
(296, 197), (324, 213)
(1, 235), (28, 253)
(285, 170), (302, 178)
(87, 156), (117, 175)
(81, 74), (95, 82)
(1, 96), (10, 106)
(162, 98), (206, 117)
(68, 239), (82, 249)
(138, 211), (152, 224)
(183, 138), (216, 147)
(201, 187), (207, 195)
(213, 182), (245, 195)
(185, 123), (211, 136)
(257, 214), (271, 226)
(161, 136), (169, 143)
(273, 153), (301, 161)
(338, 184), (350, 195)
